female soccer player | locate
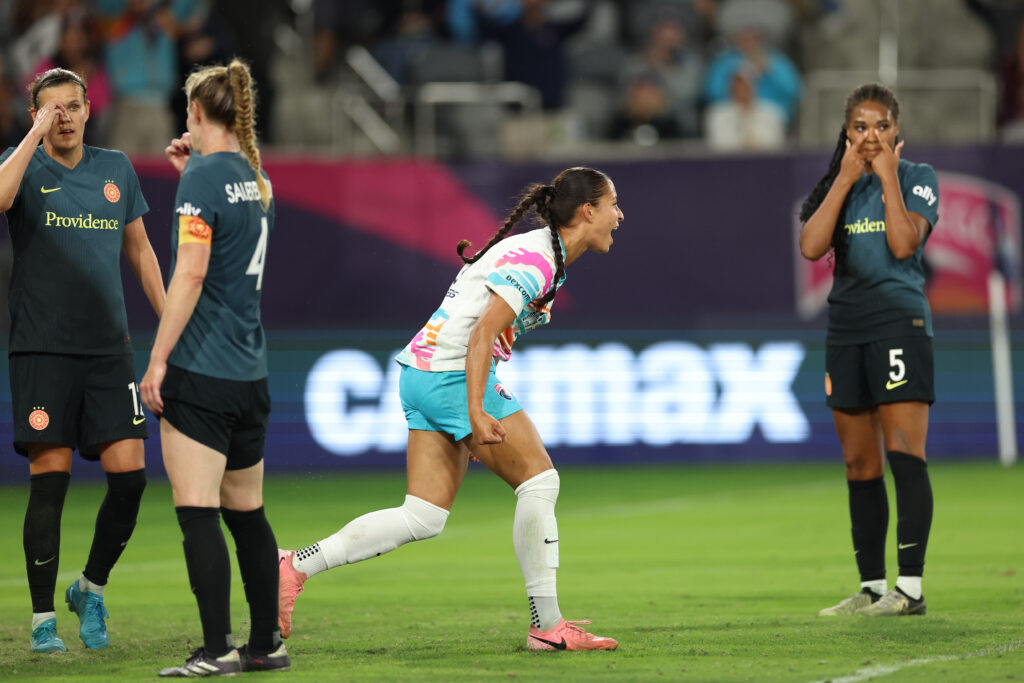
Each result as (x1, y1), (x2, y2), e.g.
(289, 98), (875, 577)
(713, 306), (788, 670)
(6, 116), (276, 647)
(799, 83), (939, 617)
(278, 167), (622, 651)
(0, 68), (164, 653)
(139, 59), (288, 676)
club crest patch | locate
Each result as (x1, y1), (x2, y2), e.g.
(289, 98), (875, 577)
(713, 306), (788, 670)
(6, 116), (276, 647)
(104, 182), (121, 203)
(29, 408), (49, 431)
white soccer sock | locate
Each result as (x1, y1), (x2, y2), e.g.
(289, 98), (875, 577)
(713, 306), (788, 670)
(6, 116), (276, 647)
(79, 574), (105, 596)
(514, 469), (562, 630)
(860, 579), (887, 596)
(32, 611), (56, 630)
(295, 495), (449, 578)
(895, 576), (923, 600)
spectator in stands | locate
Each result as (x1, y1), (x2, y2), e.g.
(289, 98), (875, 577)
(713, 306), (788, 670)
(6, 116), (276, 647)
(703, 22), (801, 126)
(704, 65), (785, 151)
(608, 71), (682, 144)
(479, 0), (592, 110)
(4, 0), (79, 87)
(27, 9), (112, 147)
(95, 0), (198, 154)
(620, 6), (704, 138)
(172, 4), (236, 139)
(446, 0), (521, 44)
(369, 0), (447, 85)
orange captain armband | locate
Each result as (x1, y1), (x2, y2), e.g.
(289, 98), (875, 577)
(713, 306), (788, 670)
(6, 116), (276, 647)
(178, 214), (213, 246)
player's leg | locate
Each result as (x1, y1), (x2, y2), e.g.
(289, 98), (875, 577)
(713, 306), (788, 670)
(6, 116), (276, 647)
(856, 400), (931, 616)
(12, 353), (81, 652)
(65, 354), (150, 646)
(278, 366), (466, 637)
(468, 410), (616, 651)
(25, 446), (73, 653)
(817, 408), (890, 614)
(60, 438), (147, 649)
(277, 429), (462, 637)
(162, 417), (239, 662)
(222, 459), (289, 672)
(220, 377), (289, 672)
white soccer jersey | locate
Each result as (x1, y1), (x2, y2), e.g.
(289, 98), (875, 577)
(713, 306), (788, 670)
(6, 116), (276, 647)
(396, 228), (566, 371)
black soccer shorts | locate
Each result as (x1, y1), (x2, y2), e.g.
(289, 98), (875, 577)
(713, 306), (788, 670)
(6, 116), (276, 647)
(10, 352), (148, 460)
(825, 336), (935, 410)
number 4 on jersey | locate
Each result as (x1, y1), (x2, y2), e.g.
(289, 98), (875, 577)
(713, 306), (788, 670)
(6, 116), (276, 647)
(246, 217), (268, 290)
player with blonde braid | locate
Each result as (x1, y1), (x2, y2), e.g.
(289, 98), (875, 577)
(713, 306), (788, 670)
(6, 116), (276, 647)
(141, 59), (287, 676)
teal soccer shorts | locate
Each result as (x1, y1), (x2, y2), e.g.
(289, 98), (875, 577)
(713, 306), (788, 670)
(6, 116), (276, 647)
(398, 363), (523, 441)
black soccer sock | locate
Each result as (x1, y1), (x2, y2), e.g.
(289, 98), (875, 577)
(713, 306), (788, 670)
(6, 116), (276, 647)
(24, 472), (71, 613)
(83, 469), (147, 586)
(887, 451), (933, 577)
(176, 506), (233, 655)
(848, 476), (888, 585)
(221, 506), (281, 652)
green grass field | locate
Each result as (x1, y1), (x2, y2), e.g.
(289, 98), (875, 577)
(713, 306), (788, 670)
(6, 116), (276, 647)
(1, 461), (1021, 681)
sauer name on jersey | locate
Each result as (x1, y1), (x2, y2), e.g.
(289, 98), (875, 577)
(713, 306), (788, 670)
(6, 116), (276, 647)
(44, 211), (119, 230)
(225, 180), (262, 204)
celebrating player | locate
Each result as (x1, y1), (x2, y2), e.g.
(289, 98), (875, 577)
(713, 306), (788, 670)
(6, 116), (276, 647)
(278, 167), (622, 651)
(0, 68), (164, 653)
(799, 83), (939, 616)
(139, 59), (288, 676)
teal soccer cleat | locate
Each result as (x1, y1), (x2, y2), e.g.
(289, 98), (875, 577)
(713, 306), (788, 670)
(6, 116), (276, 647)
(30, 617), (67, 653)
(65, 579), (110, 648)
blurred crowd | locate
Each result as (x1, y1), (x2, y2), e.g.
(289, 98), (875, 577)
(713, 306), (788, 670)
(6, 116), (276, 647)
(2, 0), (1024, 155)
(0, 0), (282, 153)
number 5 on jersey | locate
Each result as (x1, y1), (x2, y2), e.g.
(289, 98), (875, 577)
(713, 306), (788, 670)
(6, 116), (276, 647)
(886, 348), (908, 390)
(246, 217), (268, 290)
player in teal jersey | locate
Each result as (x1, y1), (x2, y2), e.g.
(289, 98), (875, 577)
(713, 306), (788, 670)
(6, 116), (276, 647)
(139, 59), (288, 677)
(799, 83), (938, 617)
(0, 68), (165, 653)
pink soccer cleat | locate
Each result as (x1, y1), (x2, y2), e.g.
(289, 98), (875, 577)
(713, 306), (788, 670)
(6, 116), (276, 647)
(277, 550), (307, 639)
(526, 619), (618, 651)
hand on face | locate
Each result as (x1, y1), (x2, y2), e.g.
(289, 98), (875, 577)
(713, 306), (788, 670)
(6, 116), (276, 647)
(838, 137), (869, 184)
(165, 132), (193, 175)
(867, 134), (903, 183)
(30, 101), (68, 142)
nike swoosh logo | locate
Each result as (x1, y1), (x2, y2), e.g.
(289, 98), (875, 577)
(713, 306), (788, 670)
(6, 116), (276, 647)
(41, 186), (61, 193)
(133, 416), (146, 425)
(543, 538), (558, 544)
(34, 556), (56, 566)
(886, 379), (909, 390)
(898, 542), (918, 550)
(529, 635), (567, 650)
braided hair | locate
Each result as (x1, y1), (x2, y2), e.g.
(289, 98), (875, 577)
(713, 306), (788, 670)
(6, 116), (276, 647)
(456, 167), (610, 307)
(799, 83), (900, 271)
(184, 59), (271, 211)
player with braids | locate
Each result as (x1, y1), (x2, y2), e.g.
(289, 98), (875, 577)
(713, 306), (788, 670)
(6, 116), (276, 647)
(140, 59), (288, 676)
(278, 167), (623, 651)
(799, 83), (940, 617)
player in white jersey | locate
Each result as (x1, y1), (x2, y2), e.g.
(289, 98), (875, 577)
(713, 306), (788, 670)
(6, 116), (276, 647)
(279, 167), (623, 651)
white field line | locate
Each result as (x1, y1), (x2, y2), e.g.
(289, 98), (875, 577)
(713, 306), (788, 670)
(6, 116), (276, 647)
(808, 641), (1024, 683)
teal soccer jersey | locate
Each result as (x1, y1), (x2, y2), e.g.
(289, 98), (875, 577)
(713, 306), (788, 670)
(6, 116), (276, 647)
(827, 159), (940, 345)
(168, 152), (273, 381)
(0, 145), (148, 354)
